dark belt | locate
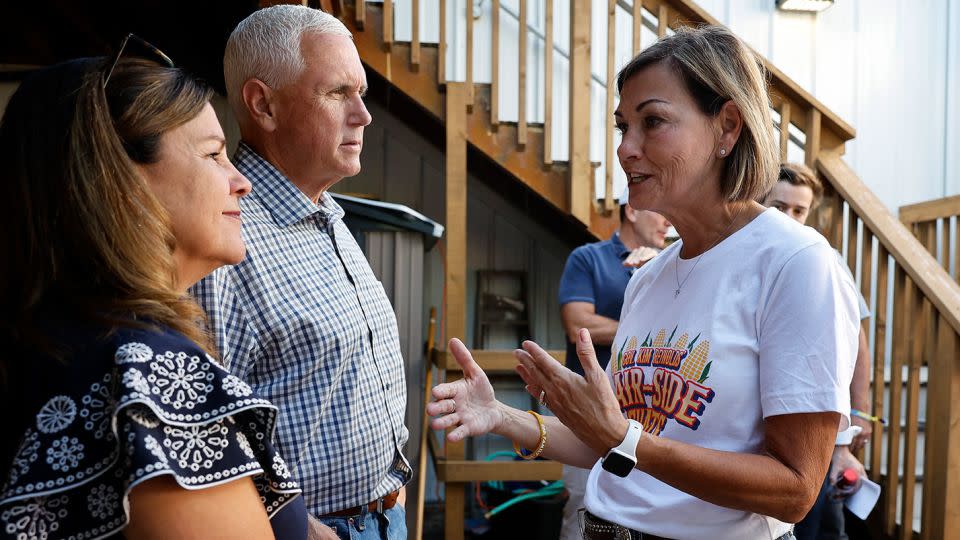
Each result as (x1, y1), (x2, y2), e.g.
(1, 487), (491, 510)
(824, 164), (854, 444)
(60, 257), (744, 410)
(322, 489), (401, 517)
(581, 510), (796, 540)
(581, 511), (672, 540)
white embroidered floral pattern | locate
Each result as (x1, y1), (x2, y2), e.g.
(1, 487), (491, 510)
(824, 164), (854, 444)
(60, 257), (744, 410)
(85, 484), (118, 520)
(236, 432), (256, 459)
(271, 455), (290, 478)
(1, 495), (68, 540)
(148, 351), (214, 409)
(6, 429), (40, 486)
(222, 375), (253, 397)
(36, 396), (77, 434)
(162, 423), (229, 471)
(45, 436), (84, 473)
(143, 435), (168, 465)
(80, 374), (116, 439)
(122, 368), (151, 395)
(115, 342), (153, 364)
(2, 331), (302, 540)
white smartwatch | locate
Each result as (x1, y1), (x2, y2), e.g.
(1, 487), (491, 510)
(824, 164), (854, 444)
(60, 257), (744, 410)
(601, 419), (644, 477)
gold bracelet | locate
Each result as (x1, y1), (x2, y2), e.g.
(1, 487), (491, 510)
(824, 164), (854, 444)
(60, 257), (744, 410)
(513, 410), (547, 460)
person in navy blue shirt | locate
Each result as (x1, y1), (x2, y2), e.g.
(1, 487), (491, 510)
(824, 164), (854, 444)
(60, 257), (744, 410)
(558, 189), (671, 375)
(556, 188), (670, 540)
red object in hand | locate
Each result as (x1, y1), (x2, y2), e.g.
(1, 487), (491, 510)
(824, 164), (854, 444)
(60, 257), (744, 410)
(836, 468), (859, 490)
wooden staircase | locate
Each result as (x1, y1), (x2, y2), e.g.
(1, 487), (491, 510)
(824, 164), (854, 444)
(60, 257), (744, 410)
(330, 0), (960, 539)
(344, 2), (620, 240)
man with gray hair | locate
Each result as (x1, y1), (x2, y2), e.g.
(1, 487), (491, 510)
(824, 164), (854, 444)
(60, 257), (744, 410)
(192, 5), (409, 540)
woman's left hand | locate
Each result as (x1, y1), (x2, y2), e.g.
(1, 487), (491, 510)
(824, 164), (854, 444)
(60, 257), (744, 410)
(515, 328), (629, 455)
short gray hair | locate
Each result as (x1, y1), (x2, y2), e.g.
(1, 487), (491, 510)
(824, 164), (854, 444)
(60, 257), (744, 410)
(224, 5), (352, 115)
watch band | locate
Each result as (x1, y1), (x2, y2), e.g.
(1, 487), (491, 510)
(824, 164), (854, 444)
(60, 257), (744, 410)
(601, 419), (644, 477)
(613, 420), (643, 456)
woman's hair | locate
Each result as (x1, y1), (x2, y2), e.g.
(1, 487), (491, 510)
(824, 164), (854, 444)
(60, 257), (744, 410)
(0, 56), (215, 357)
(223, 4), (351, 117)
(616, 25), (778, 202)
(776, 162), (823, 209)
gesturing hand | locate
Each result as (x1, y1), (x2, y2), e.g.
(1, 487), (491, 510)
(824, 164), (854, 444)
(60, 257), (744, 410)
(426, 338), (503, 442)
(515, 328), (628, 455)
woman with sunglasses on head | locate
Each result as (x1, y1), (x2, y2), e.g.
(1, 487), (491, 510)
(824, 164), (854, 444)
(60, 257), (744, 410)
(0, 43), (306, 539)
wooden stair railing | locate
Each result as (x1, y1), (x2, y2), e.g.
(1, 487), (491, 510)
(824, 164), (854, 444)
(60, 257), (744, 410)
(817, 154), (960, 540)
(337, 0), (960, 538)
(900, 195), (960, 287)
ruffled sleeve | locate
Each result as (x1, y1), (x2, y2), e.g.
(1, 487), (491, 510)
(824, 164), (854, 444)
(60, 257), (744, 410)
(0, 326), (300, 540)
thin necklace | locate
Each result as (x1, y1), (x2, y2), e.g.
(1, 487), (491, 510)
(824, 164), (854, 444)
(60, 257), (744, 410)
(674, 205), (744, 298)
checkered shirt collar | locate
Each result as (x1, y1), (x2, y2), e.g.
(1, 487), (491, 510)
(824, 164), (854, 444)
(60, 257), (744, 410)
(234, 142), (346, 228)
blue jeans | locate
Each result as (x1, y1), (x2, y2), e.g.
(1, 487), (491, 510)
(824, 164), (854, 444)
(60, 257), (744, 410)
(318, 505), (406, 540)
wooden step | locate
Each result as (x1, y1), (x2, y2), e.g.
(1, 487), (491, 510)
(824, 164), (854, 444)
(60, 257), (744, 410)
(436, 459), (562, 482)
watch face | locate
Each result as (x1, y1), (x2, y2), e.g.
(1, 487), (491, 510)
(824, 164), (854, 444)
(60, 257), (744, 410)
(601, 452), (635, 477)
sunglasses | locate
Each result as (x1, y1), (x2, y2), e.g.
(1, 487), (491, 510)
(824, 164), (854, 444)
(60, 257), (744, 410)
(102, 33), (175, 89)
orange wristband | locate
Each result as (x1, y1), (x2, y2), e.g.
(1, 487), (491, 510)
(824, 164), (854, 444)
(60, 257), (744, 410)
(513, 410), (546, 460)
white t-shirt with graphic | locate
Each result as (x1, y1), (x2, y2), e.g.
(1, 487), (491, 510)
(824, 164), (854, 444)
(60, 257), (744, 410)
(582, 208), (860, 540)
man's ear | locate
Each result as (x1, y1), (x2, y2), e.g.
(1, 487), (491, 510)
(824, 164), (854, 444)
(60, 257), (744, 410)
(623, 203), (638, 224)
(717, 100), (743, 156)
(241, 78), (279, 133)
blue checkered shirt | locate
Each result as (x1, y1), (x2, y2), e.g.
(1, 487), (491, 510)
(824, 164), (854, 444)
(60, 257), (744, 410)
(191, 143), (411, 516)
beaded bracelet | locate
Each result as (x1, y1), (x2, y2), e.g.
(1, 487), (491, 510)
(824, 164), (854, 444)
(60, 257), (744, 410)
(513, 410), (547, 460)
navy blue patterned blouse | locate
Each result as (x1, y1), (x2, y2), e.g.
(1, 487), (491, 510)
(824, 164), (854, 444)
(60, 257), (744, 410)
(0, 324), (306, 539)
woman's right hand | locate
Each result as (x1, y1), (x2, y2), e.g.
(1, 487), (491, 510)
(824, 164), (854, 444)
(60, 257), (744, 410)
(426, 338), (503, 442)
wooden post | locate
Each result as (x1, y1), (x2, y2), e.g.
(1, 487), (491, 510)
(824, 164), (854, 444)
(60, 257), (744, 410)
(437, 0), (445, 83)
(884, 267), (907, 536)
(355, 0), (365, 29)
(383, 0), (393, 50)
(857, 229), (874, 465)
(779, 102), (791, 162)
(925, 320), (960, 537)
(603, 0), (616, 211)
(869, 245), (888, 482)
(490, 0), (500, 125)
(411, 0), (421, 68)
(901, 284), (925, 540)
(466, 0), (475, 108)
(657, 4), (668, 37)
(518, 0), (527, 147)
(632, 0), (643, 55)
(846, 209), (858, 275)
(568, 0), (592, 224)
(443, 82), (468, 540)
(804, 108), (822, 168)
(955, 218), (959, 283)
(828, 194), (844, 250)
(543, 0), (553, 164)
(941, 217), (950, 274)
(413, 308), (438, 540)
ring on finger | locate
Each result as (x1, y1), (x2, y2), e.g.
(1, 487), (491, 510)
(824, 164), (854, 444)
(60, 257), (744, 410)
(538, 390), (547, 407)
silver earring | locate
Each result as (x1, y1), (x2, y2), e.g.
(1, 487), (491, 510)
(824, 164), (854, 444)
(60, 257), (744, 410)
(719, 148), (726, 156)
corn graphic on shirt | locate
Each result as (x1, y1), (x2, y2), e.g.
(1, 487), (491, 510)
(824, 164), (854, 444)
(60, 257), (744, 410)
(583, 208), (860, 540)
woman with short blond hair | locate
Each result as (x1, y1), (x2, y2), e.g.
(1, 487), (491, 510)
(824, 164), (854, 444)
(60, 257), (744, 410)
(428, 25), (859, 540)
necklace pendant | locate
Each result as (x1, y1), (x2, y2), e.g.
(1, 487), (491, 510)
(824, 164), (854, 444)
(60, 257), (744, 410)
(674, 289), (681, 298)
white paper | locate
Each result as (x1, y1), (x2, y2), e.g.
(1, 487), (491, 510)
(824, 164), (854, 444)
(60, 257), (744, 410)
(844, 476), (881, 520)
